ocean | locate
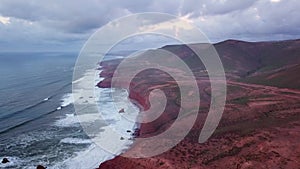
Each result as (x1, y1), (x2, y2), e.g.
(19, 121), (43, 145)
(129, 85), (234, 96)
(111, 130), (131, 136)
(0, 52), (139, 169)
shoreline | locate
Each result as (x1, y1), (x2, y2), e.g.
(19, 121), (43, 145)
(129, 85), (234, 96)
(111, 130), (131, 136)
(95, 57), (183, 168)
(96, 66), (147, 167)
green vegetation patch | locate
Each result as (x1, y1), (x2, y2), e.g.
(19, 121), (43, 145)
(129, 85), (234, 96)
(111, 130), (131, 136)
(229, 96), (250, 105)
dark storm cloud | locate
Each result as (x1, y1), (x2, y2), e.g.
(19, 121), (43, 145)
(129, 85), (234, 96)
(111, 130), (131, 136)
(0, 0), (131, 33)
(0, 0), (299, 51)
(0, 0), (253, 33)
(0, 0), (181, 33)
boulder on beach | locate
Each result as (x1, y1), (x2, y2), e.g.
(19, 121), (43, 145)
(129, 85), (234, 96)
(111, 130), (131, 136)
(1, 158), (9, 164)
(118, 108), (125, 113)
(37, 165), (46, 169)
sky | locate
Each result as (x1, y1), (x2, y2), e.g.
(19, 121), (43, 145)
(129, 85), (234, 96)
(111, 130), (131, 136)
(0, 0), (299, 52)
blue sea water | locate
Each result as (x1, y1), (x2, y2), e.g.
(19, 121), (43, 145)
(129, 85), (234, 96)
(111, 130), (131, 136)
(0, 52), (75, 133)
(0, 52), (139, 169)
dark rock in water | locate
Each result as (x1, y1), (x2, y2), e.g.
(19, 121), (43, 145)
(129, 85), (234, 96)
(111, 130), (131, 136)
(132, 128), (140, 137)
(1, 158), (9, 163)
(126, 130), (131, 133)
(118, 108), (125, 113)
(120, 137), (125, 140)
(37, 165), (46, 169)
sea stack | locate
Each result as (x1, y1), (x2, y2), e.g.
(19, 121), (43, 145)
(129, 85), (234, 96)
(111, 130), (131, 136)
(118, 108), (125, 113)
(1, 158), (9, 164)
(37, 165), (46, 169)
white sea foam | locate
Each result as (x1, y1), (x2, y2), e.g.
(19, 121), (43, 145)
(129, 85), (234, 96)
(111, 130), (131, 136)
(55, 93), (74, 110)
(52, 144), (114, 169)
(95, 87), (140, 136)
(54, 113), (101, 127)
(99, 76), (105, 82)
(72, 69), (99, 105)
(115, 56), (125, 59)
(53, 68), (140, 169)
(60, 138), (92, 144)
(61, 93), (74, 107)
(72, 77), (85, 84)
(54, 113), (78, 127)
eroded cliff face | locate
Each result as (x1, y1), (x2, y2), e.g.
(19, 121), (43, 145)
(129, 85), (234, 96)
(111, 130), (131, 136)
(97, 65), (185, 136)
(97, 40), (300, 168)
(97, 64), (300, 168)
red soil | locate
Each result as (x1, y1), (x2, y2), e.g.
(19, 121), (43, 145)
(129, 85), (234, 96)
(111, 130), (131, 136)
(96, 39), (300, 168)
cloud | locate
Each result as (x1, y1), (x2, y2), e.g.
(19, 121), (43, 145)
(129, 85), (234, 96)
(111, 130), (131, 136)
(0, 0), (299, 51)
(0, 16), (10, 25)
(181, 0), (257, 16)
(0, 0), (259, 34)
(0, 0), (132, 33)
(192, 0), (300, 41)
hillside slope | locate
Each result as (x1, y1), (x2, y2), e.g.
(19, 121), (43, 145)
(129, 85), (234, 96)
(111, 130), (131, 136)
(162, 39), (300, 79)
